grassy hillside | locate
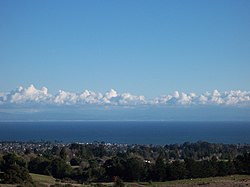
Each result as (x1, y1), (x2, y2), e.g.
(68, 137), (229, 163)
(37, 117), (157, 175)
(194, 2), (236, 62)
(1, 174), (249, 187)
(139, 175), (250, 186)
(30, 173), (55, 186)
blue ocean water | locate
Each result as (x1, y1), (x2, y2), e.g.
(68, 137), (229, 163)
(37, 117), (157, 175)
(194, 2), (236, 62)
(0, 121), (249, 145)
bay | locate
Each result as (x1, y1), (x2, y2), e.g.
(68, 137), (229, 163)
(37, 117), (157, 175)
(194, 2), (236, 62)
(0, 121), (249, 145)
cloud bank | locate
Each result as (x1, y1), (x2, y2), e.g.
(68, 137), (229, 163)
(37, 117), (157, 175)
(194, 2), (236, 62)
(0, 85), (250, 106)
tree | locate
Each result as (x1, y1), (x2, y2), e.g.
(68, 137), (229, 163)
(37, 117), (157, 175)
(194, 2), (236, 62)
(113, 176), (125, 187)
(28, 157), (51, 175)
(0, 155), (3, 171)
(185, 158), (196, 178)
(1, 153), (32, 184)
(124, 157), (145, 182)
(50, 158), (72, 179)
(87, 166), (106, 182)
(217, 161), (230, 176)
(70, 158), (81, 166)
(60, 147), (67, 160)
(169, 161), (186, 180)
(153, 155), (166, 181)
(104, 156), (126, 180)
(234, 153), (250, 174)
(3, 164), (33, 185)
(2, 153), (26, 170)
(51, 146), (60, 156)
(24, 148), (32, 155)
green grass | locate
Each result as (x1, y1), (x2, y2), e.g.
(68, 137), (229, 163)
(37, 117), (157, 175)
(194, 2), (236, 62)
(136, 175), (250, 186)
(1, 174), (249, 187)
(30, 173), (55, 185)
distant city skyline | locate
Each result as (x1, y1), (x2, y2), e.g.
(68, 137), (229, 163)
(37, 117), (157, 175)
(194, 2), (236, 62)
(0, 1), (250, 98)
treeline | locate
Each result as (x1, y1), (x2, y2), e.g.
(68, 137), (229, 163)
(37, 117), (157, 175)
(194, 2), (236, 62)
(96, 153), (250, 182)
(0, 141), (250, 185)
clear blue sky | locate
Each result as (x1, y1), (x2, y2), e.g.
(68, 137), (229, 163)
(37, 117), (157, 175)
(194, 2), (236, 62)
(0, 0), (249, 98)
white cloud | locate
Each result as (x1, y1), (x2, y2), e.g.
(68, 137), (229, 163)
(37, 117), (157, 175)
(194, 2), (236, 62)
(0, 92), (7, 104)
(79, 90), (103, 104)
(153, 89), (250, 106)
(1, 85), (250, 106)
(8, 84), (52, 104)
(118, 93), (146, 105)
(199, 95), (208, 104)
(212, 89), (221, 97)
(173, 91), (180, 98)
(54, 90), (78, 104)
(178, 92), (192, 105)
(223, 90), (250, 105)
(153, 95), (172, 104)
(105, 89), (118, 99)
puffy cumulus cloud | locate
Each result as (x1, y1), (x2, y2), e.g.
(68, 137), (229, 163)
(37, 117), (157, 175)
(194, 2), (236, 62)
(154, 92), (191, 105)
(223, 90), (250, 105)
(0, 85), (250, 106)
(101, 89), (146, 105)
(210, 90), (224, 104)
(195, 90), (250, 105)
(105, 89), (118, 100)
(0, 85), (148, 106)
(102, 89), (118, 104)
(154, 91), (196, 105)
(113, 93), (146, 105)
(79, 90), (103, 104)
(5, 85), (52, 104)
(0, 92), (7, 104)
(199, 95), (208, 104)
(153, 94), (172, 105)
(173, 91), (180, 98)
(153, 90), (250, 106)
(54, 90), (78, 104)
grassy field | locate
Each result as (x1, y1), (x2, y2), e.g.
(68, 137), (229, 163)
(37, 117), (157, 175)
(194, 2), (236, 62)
(136, 175), (250, 187)
(30, 173), (55, 185)
(1, 174), (249, 187)
(93, 175), (250, 187)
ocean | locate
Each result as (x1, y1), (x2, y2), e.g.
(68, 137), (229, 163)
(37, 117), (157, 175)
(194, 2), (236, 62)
(0, 121), (249, 145)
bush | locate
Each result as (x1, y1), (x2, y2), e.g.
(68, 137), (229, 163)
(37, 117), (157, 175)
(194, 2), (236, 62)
(3, 164), (33, 184)
(113, 177), (125, 187)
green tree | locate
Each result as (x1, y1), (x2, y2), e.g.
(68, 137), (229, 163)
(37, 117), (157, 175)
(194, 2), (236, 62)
(217, 161), (230, 176)
(153, 155), (166, 181)
(125, 157), (145, 182)
(50, 158), (72, 179)
(87, 167), (106, 182)
(60, 147), (67, 160)
(2, 153), (26, 170)
(104, 156), (126, 180)
(28, 157), (51, 175)
(3, 164), (33, 185)
(0, 155), (3, 171)
(169, 161), (186, 180)
(70, 158), (81, 166)
(113, 176), (125, 187)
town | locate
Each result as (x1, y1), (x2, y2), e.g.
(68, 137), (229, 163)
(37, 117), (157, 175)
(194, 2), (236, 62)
(0, 140), (250, 186)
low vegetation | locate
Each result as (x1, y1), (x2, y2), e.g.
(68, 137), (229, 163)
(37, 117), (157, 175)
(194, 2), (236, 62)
(0, 141), (249, 186)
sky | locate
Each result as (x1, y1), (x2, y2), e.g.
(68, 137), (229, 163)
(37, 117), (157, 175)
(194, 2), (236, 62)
(0, 0), (250, 98)
(0, 1), (250, 121)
